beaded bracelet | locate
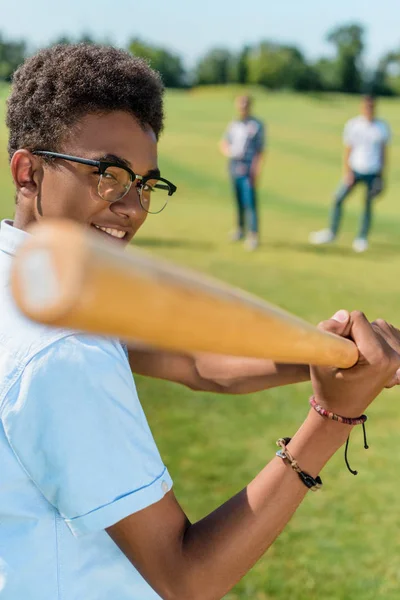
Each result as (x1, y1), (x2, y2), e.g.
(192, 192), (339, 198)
(309, 396), (367, 426)
(309, 395), (369, 475)
(276, 437), (322, 492)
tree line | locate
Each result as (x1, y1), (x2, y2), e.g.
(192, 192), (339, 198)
(1, 24), (400, 95)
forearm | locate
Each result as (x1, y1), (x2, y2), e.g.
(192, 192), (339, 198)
(194, 354), (310, 393)
(219, 140), (231, 158)
(250, 151), (265, 179)
(343, 146), (352, 177)
(178, 411), (351, 600)
(129, 347), (310, 394)
(381, 145), (388, 176)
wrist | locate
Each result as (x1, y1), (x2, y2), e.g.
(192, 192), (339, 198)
(312, 394), (365, 419)
(287, 410), (353, 477)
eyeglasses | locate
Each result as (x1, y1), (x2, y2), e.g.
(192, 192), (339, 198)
(32, 150), (177, 214)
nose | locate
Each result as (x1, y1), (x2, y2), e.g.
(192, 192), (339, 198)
(108, 185), (146, 223)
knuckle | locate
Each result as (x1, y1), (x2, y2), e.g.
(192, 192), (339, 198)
(374, 318), (389, 331)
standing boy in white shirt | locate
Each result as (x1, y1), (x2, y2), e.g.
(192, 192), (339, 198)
(310, 95), (390, 253)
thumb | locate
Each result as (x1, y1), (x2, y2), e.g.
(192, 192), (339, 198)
(318, 309), (351, 338)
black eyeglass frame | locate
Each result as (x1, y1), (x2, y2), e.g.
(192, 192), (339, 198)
(32, 150), (177, 213)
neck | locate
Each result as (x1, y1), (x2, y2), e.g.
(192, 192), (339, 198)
(13, 208), (36, 232)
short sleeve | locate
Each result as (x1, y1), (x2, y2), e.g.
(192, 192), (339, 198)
(1, 335), (172, 537)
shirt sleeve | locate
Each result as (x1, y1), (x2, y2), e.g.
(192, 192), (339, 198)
(1, 335), (173, 537)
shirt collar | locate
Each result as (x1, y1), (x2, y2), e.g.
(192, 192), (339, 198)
(0, 220), (30, 256)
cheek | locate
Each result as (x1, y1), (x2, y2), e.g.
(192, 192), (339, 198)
(136, 210), (148, 231)
(40, 170), (106, 221)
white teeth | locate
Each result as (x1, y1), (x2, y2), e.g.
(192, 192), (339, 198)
(93, 225), (125, 239)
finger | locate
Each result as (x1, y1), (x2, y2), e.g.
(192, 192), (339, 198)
(372, 320), (400, 353)
(351, 311), (395, 366)
(371, 321), (393, 348)
(318, 309), (352, 338)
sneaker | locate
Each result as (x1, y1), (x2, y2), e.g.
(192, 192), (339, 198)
(309, 229), (335, 245)
(352, 238), (368, 253)
(245, 234), (259, 251)
(229, 229), (244, 242)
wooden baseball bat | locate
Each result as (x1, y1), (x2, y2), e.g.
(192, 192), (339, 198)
(11, 220), (358, 368)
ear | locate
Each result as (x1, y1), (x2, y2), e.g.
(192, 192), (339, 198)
(10, 150), (44, 200)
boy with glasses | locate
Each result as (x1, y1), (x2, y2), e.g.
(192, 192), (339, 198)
(1, 43), (399, 600)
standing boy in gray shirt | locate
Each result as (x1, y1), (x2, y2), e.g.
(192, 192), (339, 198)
(220, 95), (266, 251)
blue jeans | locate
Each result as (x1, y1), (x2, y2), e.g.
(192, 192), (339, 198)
(330, 171), (382, 240)
(232, 175), (259, 234)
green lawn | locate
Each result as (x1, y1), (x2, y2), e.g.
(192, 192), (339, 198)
(2, 84), (400, 599)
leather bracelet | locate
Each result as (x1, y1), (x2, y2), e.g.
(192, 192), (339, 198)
(276, 437), (322, 492)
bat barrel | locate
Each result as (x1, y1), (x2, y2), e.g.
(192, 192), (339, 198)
(11, 220), (359, 369)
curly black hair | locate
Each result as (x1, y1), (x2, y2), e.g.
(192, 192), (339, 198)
(6, 43), (165, 161)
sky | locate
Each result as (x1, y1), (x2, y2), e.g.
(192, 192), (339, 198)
(1, 0), (399, 68)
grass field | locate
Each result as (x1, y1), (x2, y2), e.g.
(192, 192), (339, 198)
(2, 84), (400, 599)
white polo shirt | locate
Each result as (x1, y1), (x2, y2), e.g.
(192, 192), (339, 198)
(343, 115), (390, 175)
(0, 220), (172, 599)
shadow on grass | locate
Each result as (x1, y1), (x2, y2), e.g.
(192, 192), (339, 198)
(266, 239), (400, 260)
(133, 237), (215, 251)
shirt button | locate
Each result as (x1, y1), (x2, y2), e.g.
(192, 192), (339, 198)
(161, 480), (169, 494)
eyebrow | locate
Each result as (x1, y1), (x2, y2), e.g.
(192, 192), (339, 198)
(95, 154), (161, 178)
(95, 153), (132, 169)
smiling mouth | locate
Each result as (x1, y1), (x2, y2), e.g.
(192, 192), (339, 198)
(92, 224), (128, 241)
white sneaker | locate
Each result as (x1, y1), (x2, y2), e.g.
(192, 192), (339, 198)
(309, 229), (335, 245)
(245, 234), (259, 251)
(229, 229), (244, 242)
(352, 238), (368, 253)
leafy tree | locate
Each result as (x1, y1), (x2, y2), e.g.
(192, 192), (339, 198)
(326, 24), (364, 93)
(195, 48), (236, 85)
(232, 45), (250, 85)
(368, 51), (400, 95)
(128, 38), (185, 88)
(0, 33), (26, 81)
(247, 42), (321, 90)
(313, 58), (339, 91)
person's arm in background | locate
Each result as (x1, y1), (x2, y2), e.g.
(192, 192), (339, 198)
(342, 120), (354, 186)
(110, 312), (400, 600)
(374, 126), (390, 198)
(128, 346), (310, 394)
(219, 123), (232, 158)
(249, 121), (266, 185)
(342, 145), (354, 186)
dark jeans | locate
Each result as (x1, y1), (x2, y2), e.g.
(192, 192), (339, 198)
(330, 171), (382, 240)
(232, 175), (259, 234)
